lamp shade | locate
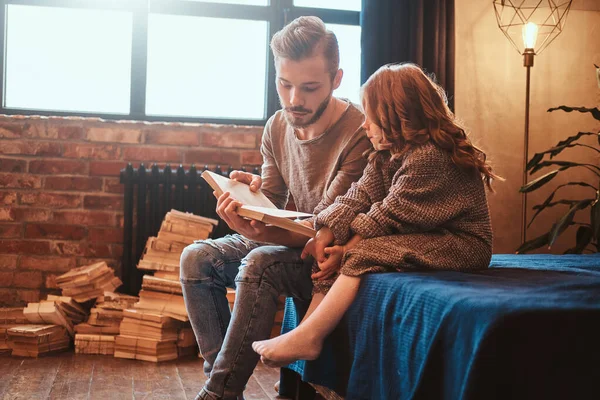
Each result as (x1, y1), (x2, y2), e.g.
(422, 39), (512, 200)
(493, 0), (573, 54)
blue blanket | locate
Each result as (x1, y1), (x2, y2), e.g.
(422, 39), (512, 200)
(281, 254), (600, 399)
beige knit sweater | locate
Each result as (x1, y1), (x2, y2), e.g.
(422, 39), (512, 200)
(313, 141), (493, 293)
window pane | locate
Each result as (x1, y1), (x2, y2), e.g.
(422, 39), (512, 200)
(146, 15), (268, 120)
(184, 0), (268, 5)
(327, 24), (361, 105)
(294, 0), (360, 12)
(5, 5), (132, 114)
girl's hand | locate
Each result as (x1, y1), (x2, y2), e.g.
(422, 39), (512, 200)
(312, 245), (344, 280)
(301, 237), (317, 260)
(314, 227), (334, 263)
(301, 226), (334, 262)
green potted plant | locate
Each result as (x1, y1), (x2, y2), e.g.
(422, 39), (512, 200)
(517, 100), (599, 254)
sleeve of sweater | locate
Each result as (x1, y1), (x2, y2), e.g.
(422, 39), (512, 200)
(259, 117), (289, 210)
(314, 162), (381, 244)
(351, 147), (469, 239)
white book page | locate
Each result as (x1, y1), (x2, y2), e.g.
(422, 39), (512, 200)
(205, 171), (276, 209)
(241, 205), (313, 219)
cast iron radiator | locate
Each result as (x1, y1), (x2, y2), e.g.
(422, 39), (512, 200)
(119, 163), (259, 294)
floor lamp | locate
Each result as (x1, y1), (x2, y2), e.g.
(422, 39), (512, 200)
(493, 0), (573, 244)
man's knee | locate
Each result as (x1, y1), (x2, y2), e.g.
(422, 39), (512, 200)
(235, 247), (280, 284)
(179, 241), (220, 282)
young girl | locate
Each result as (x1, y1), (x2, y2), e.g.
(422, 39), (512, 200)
(252, 63), (499, 367)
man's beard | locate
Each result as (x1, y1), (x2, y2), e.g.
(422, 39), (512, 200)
(282, 94), (332, 128)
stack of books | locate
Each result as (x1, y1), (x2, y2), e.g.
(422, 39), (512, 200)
(74, 322), (119, 336)
(55, 262), (122, 303)
(0, 308), (26, 354)
(7, 325), (70, 357)
(0, 326), (11, 354)
(74, 292), (138, 355)
(113, 210), (219, 362)
(0, 307), (27, 324)
(157, 210), (217, 245)
(23, 301), (75, 337)
(44, 295), (87, 325)
(136, 237), (184, 278)
(74, 334), (115, 355)
(87, 307), (125, 329)
(119, 309), (180, 341)
(134, 275), (188, 322)
(133, 211), (218, 327)
(114, 309), (183, 362)
(96, 291), (140, 311)
(176, 325), (197, 357)
(114, 335), (178, 363)
(137, 210), (218, 279)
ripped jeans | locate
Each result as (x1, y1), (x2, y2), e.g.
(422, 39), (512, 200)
(180, 234), (313, 400)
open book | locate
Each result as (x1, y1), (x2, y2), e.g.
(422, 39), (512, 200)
(201, 170), (316, 238)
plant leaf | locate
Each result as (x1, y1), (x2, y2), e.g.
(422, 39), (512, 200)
(533, 199), (583, 210)
(554, 131), (598, 148)
(548, 106), (600, 121)
(528, 183), (597, 229)
(549, 144), (575, 158)
(530, 200), (582, 230)
(530, 160), (600, 175)
(520, 170), (558, 193)
(530, 161), (576, 174)
(516, 232), (550, 254)
(577, 225), (594, 251)
(526, 152), (544, 171)
(549, 143), (600, 159)
(526, 132), (599, 170)
(528, 192), (555, 227)
(527, 180), (596, 227)
(564, 226), (594, 254)
(558, 181), (597, 190)
(548, 199), (595, 248)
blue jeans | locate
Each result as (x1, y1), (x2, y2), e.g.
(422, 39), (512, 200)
(180, 234), (314, 400)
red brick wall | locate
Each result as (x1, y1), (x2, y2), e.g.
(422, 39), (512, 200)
(0, 115), (263, 306)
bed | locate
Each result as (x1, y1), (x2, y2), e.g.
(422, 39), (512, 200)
(279, 254), (600, 400)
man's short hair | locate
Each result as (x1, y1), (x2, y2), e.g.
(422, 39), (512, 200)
(270, 16), (340, 80)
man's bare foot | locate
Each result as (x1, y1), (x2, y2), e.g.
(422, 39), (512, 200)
(252, 330), (322, 367)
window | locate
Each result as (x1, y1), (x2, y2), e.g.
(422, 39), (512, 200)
(187, 0), (268, 5)
(146, 15), (268, 119)
(327, 23), (361, 104)
(5, 4), (132, 114)
(294, 0), (361, 12)
(0, 0), (361, 125)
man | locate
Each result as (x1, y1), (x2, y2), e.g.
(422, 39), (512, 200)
(180, 16), (371, 400)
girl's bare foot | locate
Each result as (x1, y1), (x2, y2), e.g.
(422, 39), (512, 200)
(252, 330), (322, 367)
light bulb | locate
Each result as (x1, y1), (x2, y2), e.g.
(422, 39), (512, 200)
(522, 22), (539, 50)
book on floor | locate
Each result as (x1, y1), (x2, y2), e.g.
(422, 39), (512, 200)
(7, 325), (70, 357)
(201, 170), (316, 238)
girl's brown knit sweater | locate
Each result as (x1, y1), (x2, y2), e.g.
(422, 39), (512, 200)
(313, 141), (493, 293)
